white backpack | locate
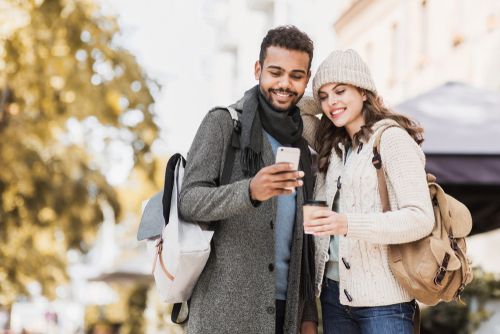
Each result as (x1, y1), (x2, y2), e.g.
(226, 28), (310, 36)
(137, 107), (240, 324)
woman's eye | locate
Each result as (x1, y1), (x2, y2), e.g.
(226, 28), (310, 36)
(336, 90), (345, 95)
(319, 96), (327, 101)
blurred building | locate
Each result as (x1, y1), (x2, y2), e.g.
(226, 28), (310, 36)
(205, 0), (339, 105)
(334, 0), (500, 104)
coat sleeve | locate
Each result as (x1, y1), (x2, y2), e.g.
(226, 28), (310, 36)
(345, 127), (434, 244)
(313, 171), (327, 202)
(298, 95), (322, 153)
(301, 298), (319, 324)
(178, 109), (255, 222)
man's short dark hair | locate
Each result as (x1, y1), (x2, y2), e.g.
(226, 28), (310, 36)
(259, 25), (314, 71)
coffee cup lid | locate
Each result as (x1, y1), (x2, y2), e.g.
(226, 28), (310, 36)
(304, 200), (328, 206)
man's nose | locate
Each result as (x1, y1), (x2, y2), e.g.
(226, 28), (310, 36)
(278, 76), (291, 90)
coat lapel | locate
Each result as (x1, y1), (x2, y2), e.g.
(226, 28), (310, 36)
(262, 130), (278, 219)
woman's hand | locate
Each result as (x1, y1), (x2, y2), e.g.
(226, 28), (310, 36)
(303, 210), (348, 236)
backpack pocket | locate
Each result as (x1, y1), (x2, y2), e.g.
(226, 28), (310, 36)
(417, 239), (461, 292)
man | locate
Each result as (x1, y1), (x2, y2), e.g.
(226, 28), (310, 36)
(179, 26), (318, 334)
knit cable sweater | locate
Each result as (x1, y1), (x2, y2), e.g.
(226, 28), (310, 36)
(298, 95), (434, 306)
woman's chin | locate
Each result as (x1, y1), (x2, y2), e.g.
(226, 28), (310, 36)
(331, 118), (346, 128)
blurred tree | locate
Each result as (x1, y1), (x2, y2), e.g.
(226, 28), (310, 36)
(421, 267), (500, 334)
(120, 284), (149, 334)
(0, 0), (159, 310)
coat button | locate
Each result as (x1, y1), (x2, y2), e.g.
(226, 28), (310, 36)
(344, 289), (353, 302)
(342, 257), (350, 269)
(337, 176), (341, 189)
(267, 306), (275, 314)
(268, 263), (274, 272)
(270, 220), (274, 230)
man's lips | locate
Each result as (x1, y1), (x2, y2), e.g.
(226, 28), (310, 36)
(330, 107), (346, 118)
(270, 90), (296, 102)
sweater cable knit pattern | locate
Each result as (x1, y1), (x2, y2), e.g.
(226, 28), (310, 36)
(298, 97), (434, 306)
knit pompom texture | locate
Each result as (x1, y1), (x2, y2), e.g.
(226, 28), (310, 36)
(312, 49), (377, 103)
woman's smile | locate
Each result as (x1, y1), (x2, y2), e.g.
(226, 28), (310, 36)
(330, 107), (346, 118)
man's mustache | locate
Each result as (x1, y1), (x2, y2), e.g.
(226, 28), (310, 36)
(268, 88), (298, 96)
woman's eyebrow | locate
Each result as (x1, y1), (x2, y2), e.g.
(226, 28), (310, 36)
(319, 84), (346, 95)
(332, 84), (345, 90)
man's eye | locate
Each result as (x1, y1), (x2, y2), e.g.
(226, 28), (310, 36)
(270, 72), (280, 76)
(291, 76), (303, 80)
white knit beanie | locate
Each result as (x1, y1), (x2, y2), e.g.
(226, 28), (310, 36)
(312, 49), (377, 103)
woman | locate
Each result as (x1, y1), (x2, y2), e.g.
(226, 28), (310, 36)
(298, 49), (434, 333)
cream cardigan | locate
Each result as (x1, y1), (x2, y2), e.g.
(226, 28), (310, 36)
(299, 96), (434, 307)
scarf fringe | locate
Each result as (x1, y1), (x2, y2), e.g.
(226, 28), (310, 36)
(301, 234), (316, 300)
(241, 147), (262, 176)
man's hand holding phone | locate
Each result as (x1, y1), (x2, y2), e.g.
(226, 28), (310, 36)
(249, 163), (304, 202)
(249, 147), (303, 202)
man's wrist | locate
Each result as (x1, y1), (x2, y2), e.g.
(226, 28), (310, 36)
(248, 183), (261, 207)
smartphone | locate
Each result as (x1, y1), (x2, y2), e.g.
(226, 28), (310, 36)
(275, 147), (301, 190)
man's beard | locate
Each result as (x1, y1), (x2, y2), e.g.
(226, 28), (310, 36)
(258, 82), (303, 113)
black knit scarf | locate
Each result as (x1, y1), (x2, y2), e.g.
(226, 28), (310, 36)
(240, 85), (316, 300)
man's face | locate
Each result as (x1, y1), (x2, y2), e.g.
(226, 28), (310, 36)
(255, 46), (311, 112)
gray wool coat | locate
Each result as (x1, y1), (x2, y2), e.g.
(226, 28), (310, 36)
(178, 96), (318, 334)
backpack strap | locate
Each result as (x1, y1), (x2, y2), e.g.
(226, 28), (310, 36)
(170, 106), (241, 325)
(171, 300), (190, 324)
(372, 124), (403, 213)
(220, 106), (241, 186)
(373, 125), (421, 334)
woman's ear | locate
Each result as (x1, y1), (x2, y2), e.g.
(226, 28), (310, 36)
(361, 90), (367, 102)
(376, 95), (384, 106)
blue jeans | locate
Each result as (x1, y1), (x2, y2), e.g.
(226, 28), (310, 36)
(320, 278), (415, 334)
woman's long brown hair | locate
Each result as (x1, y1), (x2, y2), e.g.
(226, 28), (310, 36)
(315, 89), (424, 175)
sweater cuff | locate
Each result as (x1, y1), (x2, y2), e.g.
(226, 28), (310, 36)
(301, 298), (319, 323)
(346, 213), (374, 241)
(248, 181), (261, 207)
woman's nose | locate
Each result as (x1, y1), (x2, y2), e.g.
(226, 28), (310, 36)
(328, 95), (337, 107)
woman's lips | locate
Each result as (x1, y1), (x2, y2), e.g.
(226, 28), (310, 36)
(330, 107), (346, 118)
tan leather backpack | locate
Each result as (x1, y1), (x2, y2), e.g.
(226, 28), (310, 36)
(372, 125), (474, 332)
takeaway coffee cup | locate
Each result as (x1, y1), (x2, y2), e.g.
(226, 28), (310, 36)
(303, 200), (328, 234)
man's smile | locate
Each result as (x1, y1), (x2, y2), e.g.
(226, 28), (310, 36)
(270, 89), (297, 102)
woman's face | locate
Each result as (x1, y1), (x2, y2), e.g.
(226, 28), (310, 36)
(318, 83), (367, 130)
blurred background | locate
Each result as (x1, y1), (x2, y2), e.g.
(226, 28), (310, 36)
(0, 0), (499, 333)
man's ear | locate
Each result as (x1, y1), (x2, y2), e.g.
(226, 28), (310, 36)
(254, 61), (261, 80)
(306, 70), (312, 85)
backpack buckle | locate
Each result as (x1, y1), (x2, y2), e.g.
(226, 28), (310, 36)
(434, 252), (451, 286)
(448, 226), (458, 251)
(155, 234), (163, 248)
(372, 147), (382, 169)
(449, 237), (458, 251)
(233, 120), (242, 133)
(434, 266), (448, 286)
(454, 283), (467, 305)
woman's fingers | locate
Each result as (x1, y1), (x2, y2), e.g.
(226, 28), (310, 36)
(304, 224), (337, 235)
(304, 217), (332, 227)
(307, 210), (333, 219)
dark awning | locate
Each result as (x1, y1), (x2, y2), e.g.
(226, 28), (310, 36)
(394, 82), (500, 155)
(394, 82), (500, 234)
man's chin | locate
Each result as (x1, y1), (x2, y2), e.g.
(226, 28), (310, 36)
(269, 98), (295, 113)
